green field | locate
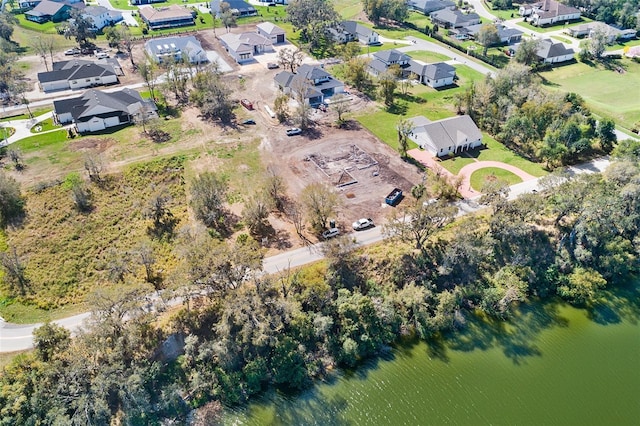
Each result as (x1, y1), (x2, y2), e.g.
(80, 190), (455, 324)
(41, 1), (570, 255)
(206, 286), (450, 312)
(539, 58), (640, 130)
(470, 167), (523, 191)
(517, 17), (593, 33)
(401, 50), (451, 63)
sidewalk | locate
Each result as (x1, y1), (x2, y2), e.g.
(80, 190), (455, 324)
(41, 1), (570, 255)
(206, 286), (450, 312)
(0, 111), (66, 147)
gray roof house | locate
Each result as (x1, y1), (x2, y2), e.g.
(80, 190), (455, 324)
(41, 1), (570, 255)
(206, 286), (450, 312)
(408, 115), (482, 157)
(430, 8), (480, 28)
(368, 50), (411, 77)
(331, 20), (381, 45)
(256, 22), (286, 44)
(37, 59), (119, 92)
(566, 22), (637, 43)
(219, 31), (273, 63)
(216, 0), (257, 16)
(145, 36), (208, 64)
(81, 5), (123, 31)
(53, 88), (157, 133)
(408, 0), (455, 15)
(461, 23), (523, 44)
(274, 64), (344, 105)
(25, 0), (73, 23)
(408, 61), (456, 88)
(536, 39), (575, 63)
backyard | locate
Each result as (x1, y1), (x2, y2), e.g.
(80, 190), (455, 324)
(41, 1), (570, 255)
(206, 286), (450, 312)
(539, 58), (640, 131)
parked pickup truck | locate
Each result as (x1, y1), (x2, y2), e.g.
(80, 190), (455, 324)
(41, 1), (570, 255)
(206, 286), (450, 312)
(385, 188), (403, 206)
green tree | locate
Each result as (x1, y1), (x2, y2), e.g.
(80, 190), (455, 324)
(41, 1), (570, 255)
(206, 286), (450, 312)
(0, 172), (24, 227)
(300, 182), (340, 232)
(65, 9), (96, 48)
(191, 68), (235, 124)
(219, 1), (236, 32)
(477, 24), (501, 56)
(336, 42), (361, 62)
(33, 322), (70, 362)
(378, 69), (397, 106)
(557, 267), (607, 304)
(286, 0), (340, 50)
(596, 118), (616, 152)
(190, 172), (229, 230)
(397, 118), (413, 158)
(514, 37), (540, 66)
(344, 57), (371, 91)
(277, 47), (304, 73)
(144, 189), (177, 238)
(274, 93), (290, 123)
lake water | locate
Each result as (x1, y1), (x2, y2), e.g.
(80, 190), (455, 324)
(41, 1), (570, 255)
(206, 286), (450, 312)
(224, 290), (640, 425)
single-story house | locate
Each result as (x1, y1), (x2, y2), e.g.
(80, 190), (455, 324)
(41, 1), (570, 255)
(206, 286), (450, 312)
(274, 64), (344, 105)
(408, 0), (455, 15)
(430, 8), (480, 29)
(408, 61), (456, 88)
(566, 22), (637, 43)
(461, 23), (523, 44)
(519, 0), (580, 26)
(145, 36), (208, 64)
(215, 0), (257, 16)
(18, 0), (81, 10)
(81, 5), (122, 31)
(37, 59), (119, 92)
(256, 22), (286, 44)
(139, 5), (195, 30)
(219, 31), (273, 63)
(536, 39), (575, 63)
(330, 20), (380, 45)
(53, 88), (157, 133)
(408, 115), (482, 157)
(25, 0), (72, 23)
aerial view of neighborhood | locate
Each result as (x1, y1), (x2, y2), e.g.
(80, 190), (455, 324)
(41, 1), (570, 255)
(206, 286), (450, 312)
(0, 0), (638, 423)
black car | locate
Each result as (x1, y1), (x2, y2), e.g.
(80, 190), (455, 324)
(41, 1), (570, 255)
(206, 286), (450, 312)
(242, 119), (256, 125)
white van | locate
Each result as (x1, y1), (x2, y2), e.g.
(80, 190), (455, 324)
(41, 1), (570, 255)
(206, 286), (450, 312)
(95, 52), (109, 59)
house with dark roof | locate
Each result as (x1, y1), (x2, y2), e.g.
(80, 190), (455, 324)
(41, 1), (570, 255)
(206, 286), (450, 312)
(368, 49), (411, 77)
(566, 22), (637, 43)
(460, 23), (523, 44)
(408, 0), (455, 15)
(145, 36), (208, 64)
(219, 31), (273, 63)
(536, 39), (575, 63)
(53, 88), (157, 133)
(37, 59), (119, 92)
(408, 61), (456, 88)
(256, 22), (286, 44)
(18, 0), (82, 10)
(130, 0), (164, 4)
(408, 115), (482, 157)
(430, 8), (480, 28)
(139, 5), (195, 30)
(214, 0), (257, 16)
(25, 0), (72, 23)
(274, 64), (344, 105)
(519, 0), (580, 26)
(330, 20), (380, 45)
(81, 5), (122, 31)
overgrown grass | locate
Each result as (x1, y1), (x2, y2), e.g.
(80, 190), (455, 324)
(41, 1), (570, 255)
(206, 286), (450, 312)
(439, 134), (547, 177)
(470, 167), (523, 191)
(539, 58), (640, 130)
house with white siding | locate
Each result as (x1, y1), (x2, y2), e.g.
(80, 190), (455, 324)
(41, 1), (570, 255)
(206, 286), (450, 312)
(408, 115), (482, 157)
(37, 59), (119, 92)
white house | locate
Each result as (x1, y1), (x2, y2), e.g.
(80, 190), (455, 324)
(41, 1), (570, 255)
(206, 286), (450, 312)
(408, 115), (482, 157)
(536, 39), (575, 63)
(519, 0), (581, 26)
(256, 22), (286, 44)
(219, 31), (273, 63)
(37, 59), (118, 92)
(82, 5), (122, 31)
(144, 36), (208, 64)
(331, 20), (380, 45)
(53, 88), (157, 133)
(408, 61), (456, 88)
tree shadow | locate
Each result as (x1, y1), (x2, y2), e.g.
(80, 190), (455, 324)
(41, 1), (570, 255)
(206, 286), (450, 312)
(339, 119), (362, 131)
(587, 279), (640, 326)
(386, 101), (408, 115)
(304, 126), (324, 140)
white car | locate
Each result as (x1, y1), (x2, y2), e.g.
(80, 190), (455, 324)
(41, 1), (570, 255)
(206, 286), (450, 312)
(286, 127), (302, 136)
(352, 218), (374, 231)
(322, 228), (340, 239)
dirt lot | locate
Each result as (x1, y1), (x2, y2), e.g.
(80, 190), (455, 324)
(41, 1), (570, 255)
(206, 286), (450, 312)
(15, 27), (423, 253)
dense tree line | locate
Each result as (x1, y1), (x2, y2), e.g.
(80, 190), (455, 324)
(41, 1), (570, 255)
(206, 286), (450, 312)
(458, 63), (616, 167)
(565, 0), (640, 29)
(2, 141), (639, 423)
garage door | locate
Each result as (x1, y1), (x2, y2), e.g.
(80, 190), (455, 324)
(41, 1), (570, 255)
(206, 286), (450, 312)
(277, 34), (284, 43)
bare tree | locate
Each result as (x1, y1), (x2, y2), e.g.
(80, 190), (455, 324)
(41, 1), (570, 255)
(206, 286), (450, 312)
(265, 165), (287, 211)
(278, 47), (304, 73)
(273, 94), (290, 123)
(291, 78), (313, 130)
(136, 242), (157, 286)
(84, 152), (103, 183)
(7, 148), (24, 171)
(0, 246), (28, 296)
(138, 55), (159, 101)
(144, 189), (177, 238)
(32, 36), (54, 71)
(331, 94), (351, 126)
(301, 182), (340, 233)
(242, 192), (271, 235)
(118, 25), (136, 69)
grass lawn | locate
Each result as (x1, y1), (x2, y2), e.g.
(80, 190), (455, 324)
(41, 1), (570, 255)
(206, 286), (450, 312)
(357, 65), (485, 151)
(539, 58), (640, 130)
(12, 25), (77, 53)
(401, 49), (451, 63)
(483, 4), (520, 21)
(517, 17), (593, 33)
(1, 109), (52, 122)
(551, 35), (573, 44)
(439, 134), (547, 177)
(470, 167), (522, 191)
(30, 118), (60, 134)
(333, 0), (363, 20)
(13, 129), (68, 153)
(606, 38), (640, 51)
(16, 14), (59, 34)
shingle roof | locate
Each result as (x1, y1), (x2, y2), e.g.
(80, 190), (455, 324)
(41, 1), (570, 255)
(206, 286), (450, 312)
(410, 115), (482, 151)
(536, 39), (574, 59)
(53, 88), (156, 122)
(296, 64), (331, 81)
(219, 31), (271, 53)
(373, 49), (411, 64)
(221, 0), (255, 13)
(430, 8), (480, 26)
(139, 4), (193, 23)
(145, 35), (204, 57)
(83, 5), (108, 16)
(256, 21), (285, 35)
(368, 58), (389, 73)
(408, 0), (455, 14)
(341, 20), (375, 38)
(27, 0), (66, 16)
(38, 60), (117, 83)
(409, 61), (455, 80)
(531, 0), (580, 19)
